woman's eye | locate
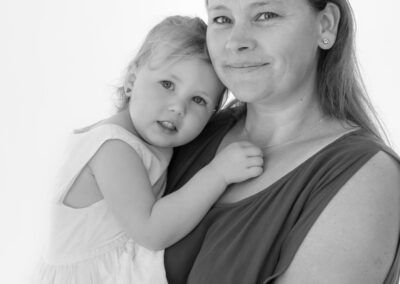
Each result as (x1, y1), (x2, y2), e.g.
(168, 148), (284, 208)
(192, 96), (207, 105)
(256, 12), (279, 21)
(213, 16), (232, 24)
(160, 80), (174, 90)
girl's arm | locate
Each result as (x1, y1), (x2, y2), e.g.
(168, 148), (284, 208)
(89, 139), (263, 250)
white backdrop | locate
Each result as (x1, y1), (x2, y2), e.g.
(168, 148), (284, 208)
(1, 1), (399, 283)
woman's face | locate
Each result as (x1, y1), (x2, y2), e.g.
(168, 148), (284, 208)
(206, 0), (322, 105)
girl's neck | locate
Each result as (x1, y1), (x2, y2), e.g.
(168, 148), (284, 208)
(105, 110), (174, 151)
(103, 110), (138, 136)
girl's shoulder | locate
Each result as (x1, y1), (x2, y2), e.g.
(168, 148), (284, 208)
(73, 111), (136, 135)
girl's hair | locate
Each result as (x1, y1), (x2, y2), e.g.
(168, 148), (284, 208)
(227, 0), (387, 143)
(115, 15), (227, 112)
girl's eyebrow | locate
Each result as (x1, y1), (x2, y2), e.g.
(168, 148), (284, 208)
(169, 74), (182, 83)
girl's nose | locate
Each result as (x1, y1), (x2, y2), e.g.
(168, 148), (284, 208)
(225, 22), (256, 53)
(168, 100), (186, 117)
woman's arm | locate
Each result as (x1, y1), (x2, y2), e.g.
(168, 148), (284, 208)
(89, 139), (263, 250)
(275, 151), (400, 284)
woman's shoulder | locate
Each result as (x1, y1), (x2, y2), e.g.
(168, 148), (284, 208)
(275, 130), (400, 284)
(203, 107), (241, 134)
(320, 127), (397, 162)
(305, 128), (399, 189)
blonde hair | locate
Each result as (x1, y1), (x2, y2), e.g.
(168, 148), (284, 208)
(115, 15), (227, 112)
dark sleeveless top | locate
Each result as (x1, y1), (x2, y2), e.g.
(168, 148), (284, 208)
(164, 109), (400, 284)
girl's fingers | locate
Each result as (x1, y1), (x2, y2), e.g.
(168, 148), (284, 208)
(246, 166), (263, 177)
(246, 157), (264, 167)
(246, 147), (264, 157)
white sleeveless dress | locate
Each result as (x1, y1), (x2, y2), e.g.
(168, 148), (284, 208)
(32, 124), (172, 284)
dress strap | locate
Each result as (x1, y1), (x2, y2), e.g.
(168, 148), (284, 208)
(53, 124), (171, 203)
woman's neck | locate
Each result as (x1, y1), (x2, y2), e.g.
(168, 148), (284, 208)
(243, 96), (324, 148)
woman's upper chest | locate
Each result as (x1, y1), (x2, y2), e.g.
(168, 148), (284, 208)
(216, 144), (310, 204)
(215, 122), (356, 205)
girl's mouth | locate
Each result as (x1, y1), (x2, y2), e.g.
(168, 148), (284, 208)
(157, 120), (178, 132)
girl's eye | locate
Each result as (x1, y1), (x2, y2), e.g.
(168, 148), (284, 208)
(192, 96), (207, 106)
(255, 12), (279, 21)
(160, 80), (174, 90)
(213, 16), (232, 24)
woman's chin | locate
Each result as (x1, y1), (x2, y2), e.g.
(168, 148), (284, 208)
(229, 83), (273, 103)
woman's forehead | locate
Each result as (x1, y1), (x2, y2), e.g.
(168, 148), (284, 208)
(206, 0), (297, 9)
(207, 0), (282, 5)
(206, 0), (309, 14)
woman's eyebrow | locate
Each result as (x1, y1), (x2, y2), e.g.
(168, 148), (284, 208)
(207, 4), (228, 12)
(208, 0), (282, 12)
(249, 0), (283, 8)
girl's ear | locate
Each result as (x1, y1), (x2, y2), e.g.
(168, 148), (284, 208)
(318, 2), (341, 50)
(124, 70), (136, 97)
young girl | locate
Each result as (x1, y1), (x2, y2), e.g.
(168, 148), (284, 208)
(33, 16), (263, 284)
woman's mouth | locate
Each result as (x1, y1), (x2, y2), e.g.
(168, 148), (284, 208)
(228, 63), (268, 68)
(223, 62), (270, 75)
(226, 62), (269, 70)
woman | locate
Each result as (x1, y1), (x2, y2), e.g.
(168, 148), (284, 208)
(164, 0), (400, 283)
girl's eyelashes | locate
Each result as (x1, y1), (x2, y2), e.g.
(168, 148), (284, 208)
(158, 81), (208, 106)
(192, 96), (207, 106)
(160, 80), (175, 90)
(255, 12), (279, 21)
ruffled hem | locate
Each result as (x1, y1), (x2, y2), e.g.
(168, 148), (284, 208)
(32, 238), (168, 284)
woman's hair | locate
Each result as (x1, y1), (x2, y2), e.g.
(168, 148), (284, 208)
(115, 15), (227, 112)
(227, 0), (387, 142)
(309, 0), (386, 142)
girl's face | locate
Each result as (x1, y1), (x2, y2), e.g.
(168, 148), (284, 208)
(128, 56), (224, 148)
(206, 0), (321, 105)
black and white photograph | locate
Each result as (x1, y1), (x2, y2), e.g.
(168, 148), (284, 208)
(1, 0), (400, 283)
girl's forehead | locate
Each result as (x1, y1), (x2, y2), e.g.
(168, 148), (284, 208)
(148, 54), (207, 71)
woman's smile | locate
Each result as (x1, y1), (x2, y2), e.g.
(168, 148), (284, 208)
(224, 62), (270, 73)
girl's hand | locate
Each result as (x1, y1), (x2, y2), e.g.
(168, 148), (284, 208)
(208, 141), (264, 185)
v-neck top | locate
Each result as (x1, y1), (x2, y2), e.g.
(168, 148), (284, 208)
(164, 108), (400, 284)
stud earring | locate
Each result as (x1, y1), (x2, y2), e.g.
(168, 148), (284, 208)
(322, 38), (330, 45)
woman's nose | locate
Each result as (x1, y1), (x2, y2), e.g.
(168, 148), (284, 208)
(225, 22), (256, 52)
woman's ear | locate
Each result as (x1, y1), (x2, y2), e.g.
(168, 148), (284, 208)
(318, 2), (341, 50)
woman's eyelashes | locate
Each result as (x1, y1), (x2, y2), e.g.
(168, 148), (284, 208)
(255, 12), (279, 21)
(213, 15), (232, 25)
(159, 80), (175, 90)
(211, 11), (280, 25)
(213, 16), (232, 24)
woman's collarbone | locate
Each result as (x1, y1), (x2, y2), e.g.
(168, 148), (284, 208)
(217, 125), (358, 204)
